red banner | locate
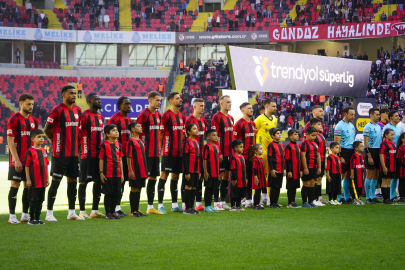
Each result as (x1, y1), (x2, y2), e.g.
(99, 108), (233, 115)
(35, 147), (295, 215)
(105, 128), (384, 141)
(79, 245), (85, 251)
(269, 21), (405, 42)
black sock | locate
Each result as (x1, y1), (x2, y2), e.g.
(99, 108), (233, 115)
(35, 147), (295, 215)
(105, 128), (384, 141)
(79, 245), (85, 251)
(67, 182), (77, 210)
(308, 187), (315, 202)
(287, 189), (293, 204)
(130, 191), (136, 212)
(292, 189), (296, 203)
(29, 199), (37, 220)
(146, 180), (156, 205)
(47, 180), (60, 210)
(204, 187), (213, 207)
(8, 187), (18, 214)
(356, 187), (362, 200)
(332, 194), (337, 200)
(270, 187), (277, 205)
(220, 180), (229, 201)
(92, 180), (101, 211)
(317, 184), (322, 198)
(246, 187), (252, 202)
(78, 183), (87, 211)
(382, 187), (390, 200)
(35, 211), (41, 221)
(184, 189), (191, 209)
(157, 179), (166, 203)
(110, 195), (116, 214)
(399, 181), (405, 198)
(236, 196), (241, 207)
(328, 193), (333, 201)
(301, 186), (308, 203)
(181, 179), (185, 203)
(116, 182), (125, 206)
(22, 188), (29, 213)
(134, 192), (140, 212)
(170, 180), (178, 203)
(36, 200), (43, 220)
(190, 189), (196, 209)
(231, 197), (236, 207)
(214, 181), (220, 202)
(104, 195), (111, 214)
(196, 180), (203, 203)
(253, 189), (260, 205)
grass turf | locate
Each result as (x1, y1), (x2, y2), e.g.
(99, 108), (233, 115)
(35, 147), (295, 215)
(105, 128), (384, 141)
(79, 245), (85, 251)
(0, 174), (404, 269)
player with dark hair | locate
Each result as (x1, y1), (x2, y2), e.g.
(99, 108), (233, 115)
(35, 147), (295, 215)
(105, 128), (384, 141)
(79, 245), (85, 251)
(159, 92), (186, 213)
(249, 144), (266, 209)
(379, 128), (397, 204)
(284, 129), (301, 208)
(350, 141), (365, 205)
(203, 129), (220, 212)
(7, 94), (38, 224)
(311, 118), (327, 206)
(78, 93), (105, 219)
(44, 85), (82, 221)
(234, 102), (255, 208)
(211, 95), (235, 210)
(185, 98), (207, 211)
(303, 105), (324, 137)
(107, 96), (132, 217)
(326, 142), (342, 205)
(377, 108), (389, 131)
(267, 128), (285, 208)
(229, 140), (247, 211)
(396, 133), (405, 202)
(136, 91), (163, 215)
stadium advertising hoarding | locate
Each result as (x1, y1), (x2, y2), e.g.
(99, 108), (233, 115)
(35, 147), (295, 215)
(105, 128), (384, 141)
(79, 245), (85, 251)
(176, 31), (269, 44)
(77, 30), (176, 44)
(354, 98), (376, 143)
(226, 46), (371, 97)
(0, 27), (76, 42)
(99, 97), (152, 118)
(268, 21), (405, 42)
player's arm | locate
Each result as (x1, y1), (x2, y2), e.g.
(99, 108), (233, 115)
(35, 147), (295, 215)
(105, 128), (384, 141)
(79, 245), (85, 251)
(99, 158), (107, 183)
(363, 135), (373, 162)
(326, 169), (331, 182)
(203, 159), (209, 180)
(25, 166), (31, 187)
(380, 145), (388, 174)
(44, 123), (53, 143)
(7, 136), (22, 172)
(183, 141), (190, 179)
(317, 152), (321, 174)
(301, 151), (308, 173)
(127, 156), (134, 180)
(120, 157), (124, 183)
(159, 130), (164, 151)
(230, 158), (237, 186)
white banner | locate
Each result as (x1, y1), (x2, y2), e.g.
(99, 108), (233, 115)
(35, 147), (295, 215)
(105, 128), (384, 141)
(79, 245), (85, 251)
(77, 30), (176, 44)
(0, 27), (76, 42)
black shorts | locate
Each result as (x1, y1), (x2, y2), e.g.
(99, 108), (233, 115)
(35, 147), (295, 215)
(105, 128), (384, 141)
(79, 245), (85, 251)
(204, 176), (218, 188)
(8, 166), (26, 182)
(365, 148), (380, 170)
(130, 177), (146, 188)
(51, 156), (80, 179)
(102, 177), (121, 196)
(380, 171), (397, 179)
(146, 156), (160, 178)
(327, 173), (341, 195)
(183, 173), (199, 188)
(268, 172), (283, 188)
(220, 156), (230, 172)
(286, 178), (300, 189)
(80, 157), (99, 183)
(230, 186), (245, 198)
(340, 148), (354, 174)
(317, 164), (326, 178)
(161, 156), (182, 174)
(302, 169), (318, 181)
(246, 159), (253, 189)
(28, 187), (46, 202)
(122, 156), (129, 182)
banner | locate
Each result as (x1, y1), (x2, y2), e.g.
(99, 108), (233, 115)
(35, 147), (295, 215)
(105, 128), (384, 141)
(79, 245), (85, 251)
(77, 30), (175, 44)
(176, 31), (269, 44)
(354, 98), (376, 142)
(99, 97), (153, 118)
(269, 21), (405, 42)
(0, 27), (76, 42)
(226, 46), (371, 97)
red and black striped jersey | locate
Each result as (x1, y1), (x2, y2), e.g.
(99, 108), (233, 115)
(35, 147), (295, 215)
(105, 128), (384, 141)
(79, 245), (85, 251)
(161, 110), (186, 157)
(230, 154), (246, 187)
(300, 140), (318, 169)
(303, 121), (325, 138)
(7, 112), (38, 166)
(182, 138), (200, 174)
(315, 133), (326, 162)
(23, 147), (49, 188)
(47, 103), (81, 157)
(284, 142), (301, 179)
(186, 115), (207, 153)
(396, 145), (405, 179)
(350, 153), (364, 187)
(99, 141), (124, 178)
(267, 141), (285, 173)
(380, 140), (396, 173)
(80, 110), (104, 159)
(326, 154), (342, 174)
(234, 118), (256, 159)
(211, 111), (234, 157)
(203, 142), (220, 178)
(252, 156), (266, 189)
(137, 108), (162, 157)
(107, 112), (132, 157)
(127, 138), (148, 180)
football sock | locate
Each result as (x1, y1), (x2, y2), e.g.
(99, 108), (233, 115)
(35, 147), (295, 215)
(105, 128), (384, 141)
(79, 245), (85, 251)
(92, 180), (101, 211)
(343, 179), (350, 201)
(301, 186), (308, 203)
(67, 182), (77, 210)
(270, 187), (277, 205)
(8, 187), (18, 214)
(157, 178), (166, 203)
(116, 182), (125, 205)
(29, 199), (38, 221)
(328, 193), (332, 201)
(287, 189), (293, 204)
(181, 179), (185, 203)
(246, 187), (252, 203)
(146, 180), (156, 205)
(134, 192), (140, 212)
(382, 187), (390, 201)
(337, 194), (342, 201)
(364, 178), (370, 200)
(115, 205), (122, 212)
(184, 189), (190, 209)
(22, 188), (29, 213)
(236, 197), (241, 207)
(262, 192), (267, 201)
(332, 194), (337, 200)
(170, 180), (178, 203)
(370, 180), (377, 199)
(253, 190), (260, 205)
(316, 184), (321, 198)
(356, 187), (362, 200)
(130, 191), (136, 212)
(196, 180), (203, 203)
(78, 183), (87, 211)
(191, 189), (196, 209)
(196, 202), (202, 207)
(35, 211), (41, 221)
(214, 181), (220, 202)
(47, 180), (60, 210)
(399, 180), (405, 198)
(390, 179), (398, 199)
(308, 187), (315, 202)
(291, 189), (296, 203)
(231, 197), (236, 207)
(104, 195), (112, 214)
(204, 187), (213, 207)
(220, 180), (229, 201)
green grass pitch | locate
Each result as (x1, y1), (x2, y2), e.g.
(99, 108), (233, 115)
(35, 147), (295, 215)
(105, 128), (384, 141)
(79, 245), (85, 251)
(0, 172), (404, 269)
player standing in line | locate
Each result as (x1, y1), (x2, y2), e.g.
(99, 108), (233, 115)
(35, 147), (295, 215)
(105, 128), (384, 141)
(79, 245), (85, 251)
(7, 94), (38, 224)
(375, 108), (389, 198)
(326, 142), (342, 205)
(211, 95), (234, 211)
(107, 97), (132, 217)
(45, 86), (83, 221)
(229, 140), (247, 212)
(311, 118), (326, 206)
(185, 98), (207, 211)
(78, 93), (105, 219)
(249, 144), (266, 210)
(203, 130), (220, 213)
(379, 129), (397, 204)
(350, 141), (365, 205)
(382, 110), (401, 201)
(363, 109), (382, 204)
(254, 99), (277, 206)
(334, 106), (356, 204)
(233, 102), (255, 208)
(159, 92), (186, 213)
(284, 129), (302, 208)
(136, 92), (164, 215)
(267, 128), (285, 209)
(302, 105), (324, 136)
(396, 133), (405, 201)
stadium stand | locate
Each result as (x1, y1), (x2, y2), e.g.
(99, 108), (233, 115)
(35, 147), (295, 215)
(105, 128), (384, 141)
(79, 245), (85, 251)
(24, 61), (61, 69)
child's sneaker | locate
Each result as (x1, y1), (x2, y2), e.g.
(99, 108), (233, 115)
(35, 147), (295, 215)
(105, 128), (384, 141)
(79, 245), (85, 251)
(302, 202), (312, 207)
(37, 220), (45, 225)
(105, 214), (115, 220)
(238, 206), (247, 211)
(113, 213), (122, 219)
(221, 204), (231, 210)
(229, 206), (239, 212)
(136, 211), (148, 217)
(330, 200), (336, 205)
(291, 202), (301, 208)
(28, 220), (39, 225)
(213, 203), (224, 211)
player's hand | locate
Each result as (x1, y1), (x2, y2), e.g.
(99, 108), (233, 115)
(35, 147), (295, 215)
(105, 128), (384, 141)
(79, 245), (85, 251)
(128, 171), (135, 180)
(271, 170), (277, 178)
(121, 176), (124, 183)
(317, 168), (321, 175)
(304, 168), (309, 175)
(350, 173), (354, 179)
(185, 174), (190, 180)
(26, 179), (32, 188)
(14, 160), (23, 173)
(287, 172), (292, 178)
(300, 171), (303, 177)
(219, 155), (223, 163)
(204, 172), (209, 181)
(46, 180), (50, 187)
(383, 167), (388, 175)
(100, 173), (107, 184)
(341, 157), (346, 164)
(368, 156), (374, 165)
(231, 180), (237, 187)
(283, 170), (286, 176)
(327, 175), (331, 182)
(199, 173), (201, 179)
(245, 178), (248, 185)
(254, 176), (259, 186)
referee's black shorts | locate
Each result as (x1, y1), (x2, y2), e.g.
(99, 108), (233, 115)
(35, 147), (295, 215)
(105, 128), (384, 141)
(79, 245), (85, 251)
(365, 148), (380, 170)
(340, 148), (354, 174)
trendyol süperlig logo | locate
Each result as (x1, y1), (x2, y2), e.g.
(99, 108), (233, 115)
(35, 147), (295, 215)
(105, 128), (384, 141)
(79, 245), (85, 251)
(253, 56), (269, 86)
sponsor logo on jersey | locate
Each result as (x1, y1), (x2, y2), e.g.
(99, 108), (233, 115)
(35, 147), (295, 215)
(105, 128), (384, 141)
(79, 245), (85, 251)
(47, 117), (54, 124)
(99, 119), (103, 125)
(31, 123), (35, 128)
(355, 165), (365, 169)
(20, 131), (30, 136)
(66, 122), (79, 127)
(7, 129), (12, 135)
(173, 126), (183, 130)
(74, 114), (79, 119)
(149, 125), (160, 130)
(225, 127), (233, 131)
(246, 133), (255, 137)
(91, 127), (103, 132)
(390, 150), (396, 154)
(56, 133), (61, 154)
